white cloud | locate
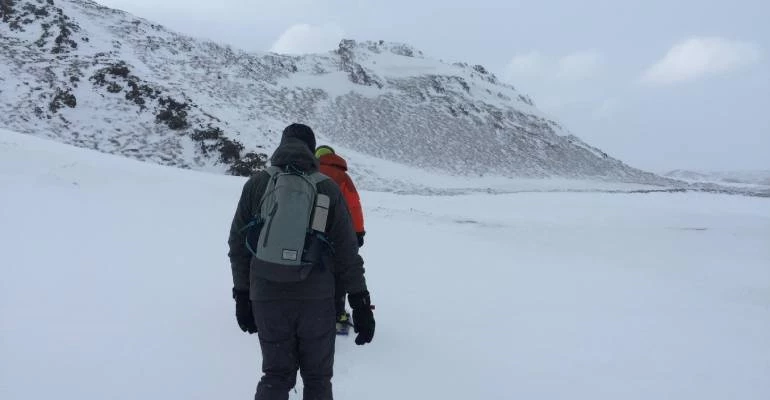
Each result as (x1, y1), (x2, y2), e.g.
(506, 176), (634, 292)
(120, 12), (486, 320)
(503, 52), (545, 81)
(504, 50), (604, 83)
(503, 50), (610, 118)
(269, 23), (344, 55)
(642, 37), (762, 85)
(556, 51), (604, 80)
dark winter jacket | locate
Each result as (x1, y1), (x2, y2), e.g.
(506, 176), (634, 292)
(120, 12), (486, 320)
(318, 153), (365, 234)
(228, 137), (367, 301)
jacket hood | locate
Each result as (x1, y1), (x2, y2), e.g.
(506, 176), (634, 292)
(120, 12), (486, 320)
(319, 153), (348, 171)
(270, 137), (320, 172)
(280, 123), (316, 152)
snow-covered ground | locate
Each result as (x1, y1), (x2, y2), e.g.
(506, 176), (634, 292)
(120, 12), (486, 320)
(1, 129), (769, 400)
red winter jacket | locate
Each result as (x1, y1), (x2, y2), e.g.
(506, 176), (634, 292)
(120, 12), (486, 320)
(318, 153), (365, 234)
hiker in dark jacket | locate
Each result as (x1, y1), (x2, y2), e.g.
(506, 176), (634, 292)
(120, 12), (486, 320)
(315, 145), (366, 331)
(228, 123), (375, 400)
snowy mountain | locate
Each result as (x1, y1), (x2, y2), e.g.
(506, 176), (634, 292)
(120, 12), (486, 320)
(664, 169), (770, 187)
(3, 127), (770, 399)
(0, 0), (671, 187)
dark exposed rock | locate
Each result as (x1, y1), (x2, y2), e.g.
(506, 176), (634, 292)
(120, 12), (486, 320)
(49, 87), (76, 113)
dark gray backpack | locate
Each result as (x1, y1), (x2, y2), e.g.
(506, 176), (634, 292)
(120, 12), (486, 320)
(247, 166), (331, 282)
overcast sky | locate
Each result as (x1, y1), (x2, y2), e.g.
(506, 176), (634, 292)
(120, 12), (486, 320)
(99, 0), (769, 172)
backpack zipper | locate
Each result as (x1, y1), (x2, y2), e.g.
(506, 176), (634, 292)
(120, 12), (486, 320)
(262, 203), (278, 247)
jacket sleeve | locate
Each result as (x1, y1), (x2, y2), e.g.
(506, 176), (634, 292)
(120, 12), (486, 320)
(326, 184), (368, 295)
(340, 173), (365, 233)
(227, 176), (258, 291)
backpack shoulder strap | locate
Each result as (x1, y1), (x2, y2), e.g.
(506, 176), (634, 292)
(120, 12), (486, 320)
(266, 166), (282, 177)
(255, 167), (284, 216)
(307, 171), (329, 185)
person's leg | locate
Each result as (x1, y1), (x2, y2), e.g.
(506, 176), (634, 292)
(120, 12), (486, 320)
(334, 275), (346, 319)
(297, 298), (336, 400)
(252, 300), (300, 400)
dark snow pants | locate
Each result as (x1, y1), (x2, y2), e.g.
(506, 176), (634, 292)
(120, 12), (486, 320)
(334, 275), (346, 317)
(251, 299), (336, 400)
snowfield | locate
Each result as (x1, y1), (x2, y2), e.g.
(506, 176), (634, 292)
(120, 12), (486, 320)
(1, 129), (769, 400)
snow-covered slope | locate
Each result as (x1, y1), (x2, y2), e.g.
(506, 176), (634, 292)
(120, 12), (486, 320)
(1, 0), (670, 187)
(665, 169), (770, 187)
(2, 128), (770, 400)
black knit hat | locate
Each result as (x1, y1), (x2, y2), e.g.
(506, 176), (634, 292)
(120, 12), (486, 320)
(281, 123), (316, 152)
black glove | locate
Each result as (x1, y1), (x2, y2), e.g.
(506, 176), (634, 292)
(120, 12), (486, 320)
(348, 291), (375, 345)
(356, 231), (365, 248)
(233, 289), (257, 334)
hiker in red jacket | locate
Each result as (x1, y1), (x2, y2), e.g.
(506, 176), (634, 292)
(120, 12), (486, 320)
(315, 145), (365, 332)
